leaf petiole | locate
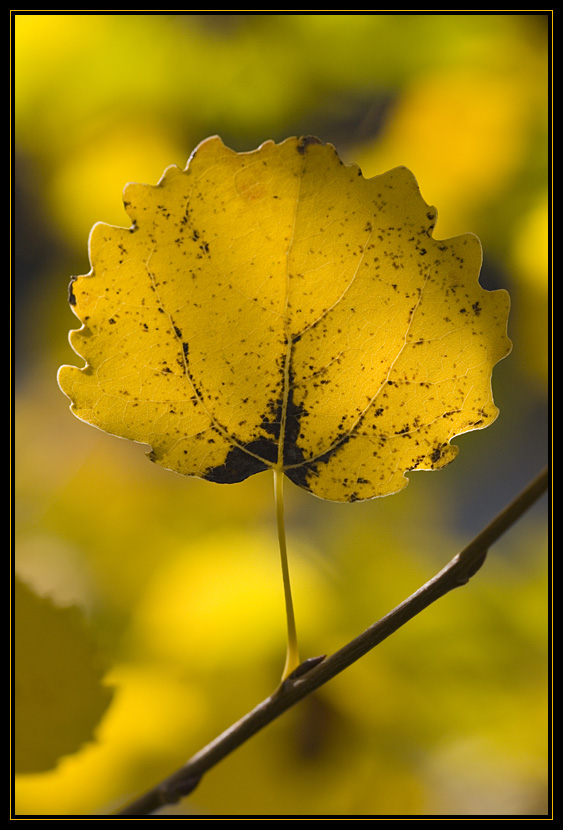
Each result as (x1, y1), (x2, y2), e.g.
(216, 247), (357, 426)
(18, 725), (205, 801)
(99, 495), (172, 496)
(273, 468), (300, 681)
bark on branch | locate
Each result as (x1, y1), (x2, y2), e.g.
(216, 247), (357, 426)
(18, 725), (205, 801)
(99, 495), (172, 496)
(114, 467), (548, 817)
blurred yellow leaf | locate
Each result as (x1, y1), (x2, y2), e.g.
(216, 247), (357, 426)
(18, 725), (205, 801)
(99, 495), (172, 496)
(14, 577), (113, 773)
(356, 69), (535, 238)
(58, 136), (510, 502)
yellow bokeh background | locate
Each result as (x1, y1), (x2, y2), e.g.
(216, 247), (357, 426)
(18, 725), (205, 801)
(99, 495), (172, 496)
(14, 13), (549, 817)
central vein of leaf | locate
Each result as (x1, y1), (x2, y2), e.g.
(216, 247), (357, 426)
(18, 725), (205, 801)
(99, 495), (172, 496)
(277, 155), (305, 473)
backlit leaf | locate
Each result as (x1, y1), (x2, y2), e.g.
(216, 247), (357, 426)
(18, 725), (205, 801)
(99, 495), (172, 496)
(58, 136), (511, 502)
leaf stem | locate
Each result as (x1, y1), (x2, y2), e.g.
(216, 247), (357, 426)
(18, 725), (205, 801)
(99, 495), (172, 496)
(113, 466), (548, 817)
(274, 468), (300, 681)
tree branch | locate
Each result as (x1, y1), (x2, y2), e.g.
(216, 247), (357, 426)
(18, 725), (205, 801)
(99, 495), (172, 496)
(114, 467), (548, 817)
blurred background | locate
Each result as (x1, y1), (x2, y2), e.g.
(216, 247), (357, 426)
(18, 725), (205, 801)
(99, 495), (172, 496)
(14, 13), (549, 816)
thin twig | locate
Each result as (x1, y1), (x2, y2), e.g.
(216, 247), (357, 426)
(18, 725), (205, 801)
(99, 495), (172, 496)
(114, 467), (548, 817)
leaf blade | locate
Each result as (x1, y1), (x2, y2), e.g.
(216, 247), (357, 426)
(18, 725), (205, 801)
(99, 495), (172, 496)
(58, 136), (511, 501)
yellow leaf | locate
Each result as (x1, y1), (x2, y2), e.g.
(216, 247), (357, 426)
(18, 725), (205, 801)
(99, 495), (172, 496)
(58, 136), (511, 502)
(14, 577), (113, 773)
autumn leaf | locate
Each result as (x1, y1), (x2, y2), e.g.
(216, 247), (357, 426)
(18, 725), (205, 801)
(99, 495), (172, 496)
(58, 135), (511, 503)
(14, 577), (113, 773)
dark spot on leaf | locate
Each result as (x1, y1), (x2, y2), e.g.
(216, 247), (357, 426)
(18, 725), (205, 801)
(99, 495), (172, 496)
(261, 397), (282, 437)
(297, 135), (324, 155)
(283, 387), (308, 467)
(68, 276), (77, 306)
(203, 439), (274, 484)
(430, 446), (444, 463)
(286, 431), (352, 490)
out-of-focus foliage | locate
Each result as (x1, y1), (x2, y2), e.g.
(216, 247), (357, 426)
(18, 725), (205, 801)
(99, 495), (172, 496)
(14, 576), (113, 773)
(14, 13), (548, 817)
